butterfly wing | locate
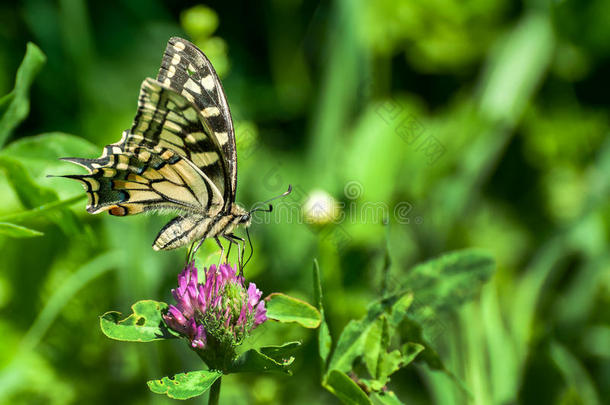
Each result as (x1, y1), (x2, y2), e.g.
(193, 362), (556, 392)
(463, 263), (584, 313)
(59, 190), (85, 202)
(59, 37), (237, 250)
(62, 144), (223, 217)
(61, 79), (227, 217)
(156, 37), (237, 206)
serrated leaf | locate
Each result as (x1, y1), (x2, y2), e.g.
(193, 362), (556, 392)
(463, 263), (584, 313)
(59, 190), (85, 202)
(0, 222), (43, 238)
(314, 260), (332, 368)
(265, 292), (321, 328)
(0, 42), (46, 148)
(147, 370), (222, 400)
(323, 369), (372, 405)
(100, 300), (179, 342)
(229, 346), (296, 374)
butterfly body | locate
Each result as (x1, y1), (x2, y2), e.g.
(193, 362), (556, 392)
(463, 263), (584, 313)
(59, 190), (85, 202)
(60, 37), (250, 255)
(152, 204), (250, 251)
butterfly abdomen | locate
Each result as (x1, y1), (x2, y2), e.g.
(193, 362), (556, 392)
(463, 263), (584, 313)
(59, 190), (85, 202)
(152, 203), (249, 251)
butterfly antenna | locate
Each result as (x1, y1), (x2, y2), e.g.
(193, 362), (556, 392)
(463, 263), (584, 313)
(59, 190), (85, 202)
(250, 185), (292, 214)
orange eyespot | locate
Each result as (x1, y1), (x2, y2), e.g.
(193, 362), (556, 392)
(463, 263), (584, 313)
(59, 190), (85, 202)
(109, 205), (127, 216)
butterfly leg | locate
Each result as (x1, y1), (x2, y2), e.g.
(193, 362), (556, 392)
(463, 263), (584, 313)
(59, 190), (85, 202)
(224, 233), (245, 275)
(214, 237), (224, 268)
(225, 239), (233, 264)
(187, 238), (206, 264)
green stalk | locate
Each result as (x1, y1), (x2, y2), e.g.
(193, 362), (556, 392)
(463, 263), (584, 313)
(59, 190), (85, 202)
(208, 377), (221, 405)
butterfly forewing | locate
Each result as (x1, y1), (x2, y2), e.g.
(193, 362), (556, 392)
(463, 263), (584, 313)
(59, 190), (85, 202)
(157, 37), (237, 205)
(128, 78), (226, 211)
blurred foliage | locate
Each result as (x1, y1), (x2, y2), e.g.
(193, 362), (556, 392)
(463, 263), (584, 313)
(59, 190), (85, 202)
(0, 0), (609, 404)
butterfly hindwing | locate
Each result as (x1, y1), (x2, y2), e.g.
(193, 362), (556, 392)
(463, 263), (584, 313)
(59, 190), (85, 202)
(63, 145), (223, 217)
(157, 37), (237, 204)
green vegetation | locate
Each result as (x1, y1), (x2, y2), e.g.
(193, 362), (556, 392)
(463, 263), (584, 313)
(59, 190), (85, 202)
(0, 1), (608, 404)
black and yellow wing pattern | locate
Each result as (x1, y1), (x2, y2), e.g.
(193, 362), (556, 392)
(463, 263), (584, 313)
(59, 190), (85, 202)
(60, 37), (242, 251)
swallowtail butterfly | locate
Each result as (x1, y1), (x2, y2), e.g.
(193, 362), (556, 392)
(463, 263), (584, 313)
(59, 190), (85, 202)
(59, 37), (282, 264)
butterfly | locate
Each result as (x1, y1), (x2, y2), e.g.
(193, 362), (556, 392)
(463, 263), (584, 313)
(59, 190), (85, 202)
(58, 37), (288, 266)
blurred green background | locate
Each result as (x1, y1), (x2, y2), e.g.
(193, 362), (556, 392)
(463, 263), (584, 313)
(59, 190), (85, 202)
(0, 0), (609, 404)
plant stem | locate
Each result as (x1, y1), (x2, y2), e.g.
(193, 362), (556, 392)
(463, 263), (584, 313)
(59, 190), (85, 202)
(208, 377), (221, 405)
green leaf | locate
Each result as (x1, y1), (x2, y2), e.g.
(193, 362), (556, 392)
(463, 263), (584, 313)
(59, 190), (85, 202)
(388, 293), (413, 329)
(0, 222), (43, 238)
(259, 341), (301, 363)
(1, 132), (99, 199)
(371, 391), (404, 405)
(0, 156), (57, 208)
(374, 343), (424, 389)
(314, 259), (332, 368)
(0, 195), (84, 223)
(363, 318), (384, 379)
(404, 249), (495, 325)
(229, 345), (296, 375)
(323, 369), (372, 405)
(100, 300), (179, 342)
(21, 251), (124, 351)
(327, 292), (410, 375)
(399, 316), (445, 370)
(399, 342), (425, 368)
(265, 292), (321, 328)
(147, 370), (222, 400)
(0, 156), (80, 234)
(0, 43), (46, 148)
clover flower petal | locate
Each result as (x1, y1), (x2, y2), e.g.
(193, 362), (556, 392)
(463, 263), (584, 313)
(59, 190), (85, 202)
(163, 262), (267, 352)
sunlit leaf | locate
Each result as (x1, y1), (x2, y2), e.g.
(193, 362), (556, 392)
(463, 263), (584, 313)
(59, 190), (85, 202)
(147, 370), (222, 400)
(0, 222), (43, 238)
(100, 300), (179, 342)
(265, 292), (321, 328)
(0, 43), (46, 148)
(323, 369), (371, 405)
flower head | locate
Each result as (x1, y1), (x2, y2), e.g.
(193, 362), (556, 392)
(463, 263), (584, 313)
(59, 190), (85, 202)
(163, 262), (267, 358)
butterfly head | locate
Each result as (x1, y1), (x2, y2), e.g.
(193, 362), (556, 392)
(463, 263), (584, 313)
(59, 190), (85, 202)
(231, 204), (252, 227)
